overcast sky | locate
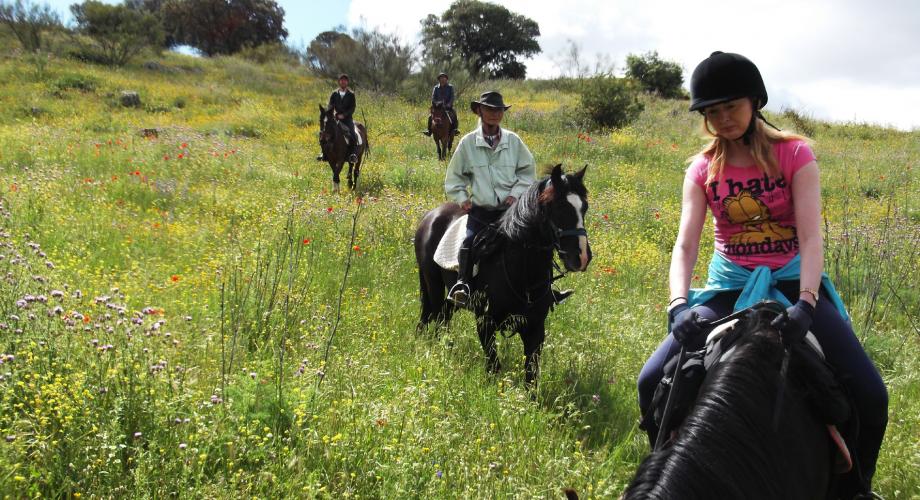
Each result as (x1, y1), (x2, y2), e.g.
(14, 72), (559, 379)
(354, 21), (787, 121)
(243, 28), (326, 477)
(336, 0), (920, 131)
(42, 0), (920, 130)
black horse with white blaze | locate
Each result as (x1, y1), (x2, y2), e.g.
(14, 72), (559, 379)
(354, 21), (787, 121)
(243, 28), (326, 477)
(415, 165), (592, 386)
(624, 305), (851, 499)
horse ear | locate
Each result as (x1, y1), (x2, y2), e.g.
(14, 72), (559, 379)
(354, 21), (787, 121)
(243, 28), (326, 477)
(574, 164), (588, 180)
(319, 104), (325, 113)
(551, 164), (564, 186)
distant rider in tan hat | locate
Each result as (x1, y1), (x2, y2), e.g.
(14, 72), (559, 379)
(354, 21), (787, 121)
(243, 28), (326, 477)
(443, 91), (535, 306)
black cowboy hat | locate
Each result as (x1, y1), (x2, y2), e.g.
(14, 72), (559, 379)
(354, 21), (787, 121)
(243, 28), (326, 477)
(437, 72), (449, 79)
(470, 91), (511, 113)
(689, 51), (767, 112)
(337, 73), (349, 81)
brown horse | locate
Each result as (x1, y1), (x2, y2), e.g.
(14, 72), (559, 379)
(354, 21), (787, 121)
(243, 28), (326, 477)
(318, 105), (368, 192)
(429, 101), (454, 161)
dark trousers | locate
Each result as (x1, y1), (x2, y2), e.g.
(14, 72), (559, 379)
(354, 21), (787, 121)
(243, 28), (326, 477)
(337, 117), (356, 146)
(637, 281), (888, 486)
(463, 205), (505, 249)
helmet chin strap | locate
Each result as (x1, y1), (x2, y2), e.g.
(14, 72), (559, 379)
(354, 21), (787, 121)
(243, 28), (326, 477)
(741, 105), (782, 145)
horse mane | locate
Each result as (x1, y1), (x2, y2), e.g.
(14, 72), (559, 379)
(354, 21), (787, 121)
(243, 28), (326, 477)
(625, 310), (789, 498)
(497, 178), (547, 241)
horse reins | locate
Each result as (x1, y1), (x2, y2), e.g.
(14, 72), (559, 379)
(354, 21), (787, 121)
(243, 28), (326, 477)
(654, 301), (785, 451)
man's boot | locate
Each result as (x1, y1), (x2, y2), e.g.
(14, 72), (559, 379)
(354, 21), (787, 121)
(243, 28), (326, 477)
(447, 247), (473, 307)
(552, 288), (574, 304)
(347, 142), (358, 163)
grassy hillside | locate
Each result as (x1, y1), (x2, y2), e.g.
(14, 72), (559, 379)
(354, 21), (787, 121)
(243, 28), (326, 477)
(0, 48), (917, 498)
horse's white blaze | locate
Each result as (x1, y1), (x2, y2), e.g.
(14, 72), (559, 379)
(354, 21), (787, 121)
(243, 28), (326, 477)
(566, 193), (589, 270)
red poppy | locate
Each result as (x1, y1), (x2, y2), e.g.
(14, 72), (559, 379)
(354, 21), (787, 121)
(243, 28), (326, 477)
(654, 211), (660, 220)
(163, 155), (170, 161)
(178, 153), (184, 159)
(303, 238), (311, 245)
(353, 245), (361, 252)
(326, 207), (333, 213)
(181, 143), (188, 149)
(111, 175), (118, 181)
(671, 144), (679, 151)
(171, 275), (180, 282)
(602, 214), (609, 221)
(10, 184), (17, 192)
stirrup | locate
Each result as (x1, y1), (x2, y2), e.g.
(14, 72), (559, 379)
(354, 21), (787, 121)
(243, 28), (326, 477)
(447, 282), (471, 306)
(553, 288), (574, 304)
(422, 130), (432, 136)
(316, 155), (325, 161)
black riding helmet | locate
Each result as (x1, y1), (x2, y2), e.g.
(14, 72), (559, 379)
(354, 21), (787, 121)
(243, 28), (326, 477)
(689, 51), (767, 112)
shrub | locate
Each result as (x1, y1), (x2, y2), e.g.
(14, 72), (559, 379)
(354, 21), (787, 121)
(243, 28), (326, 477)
(781, 107), (816, 137)
(580, 76), (644, 129)
(625, 51), (686, 99)
(50, 73), (97, 92)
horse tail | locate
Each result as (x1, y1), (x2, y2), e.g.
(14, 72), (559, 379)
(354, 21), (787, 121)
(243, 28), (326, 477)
(360, 110), (371, 158)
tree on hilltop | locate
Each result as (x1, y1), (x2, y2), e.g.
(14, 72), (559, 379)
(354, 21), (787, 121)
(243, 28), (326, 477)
(306, 26), (413, 93)
(421, 0), (540, 80)
(70, 0), (162, 66)
(0, 0), (61, 52)
(625, 51), (686, 98)
(161, 0), (287, 56)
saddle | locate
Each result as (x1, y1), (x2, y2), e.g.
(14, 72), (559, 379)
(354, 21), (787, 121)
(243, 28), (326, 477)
(433, 215), (502, 273)
(642, 305), (855, 473)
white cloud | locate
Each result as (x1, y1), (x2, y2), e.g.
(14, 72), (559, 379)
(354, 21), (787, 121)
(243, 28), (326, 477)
(346, 0), (920, 129)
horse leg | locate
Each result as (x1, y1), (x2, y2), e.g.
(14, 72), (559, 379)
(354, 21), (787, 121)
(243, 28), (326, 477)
(477, 316), (501, 374)
(331, 161), (342, 193)
(521, 320), (546, 390)
(347, 161), (354, 190)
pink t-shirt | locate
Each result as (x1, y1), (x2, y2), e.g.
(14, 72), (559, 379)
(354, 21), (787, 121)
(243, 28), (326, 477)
(688, 140), (816, 269)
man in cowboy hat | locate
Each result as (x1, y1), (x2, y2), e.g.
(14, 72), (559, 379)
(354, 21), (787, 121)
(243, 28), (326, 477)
(443, 91), (534, 306)
(424, 72), (459, 137)
(318, 73), (358, 163)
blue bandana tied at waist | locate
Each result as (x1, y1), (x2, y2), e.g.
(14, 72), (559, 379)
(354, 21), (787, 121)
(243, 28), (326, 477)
(688, 252), (850, 323)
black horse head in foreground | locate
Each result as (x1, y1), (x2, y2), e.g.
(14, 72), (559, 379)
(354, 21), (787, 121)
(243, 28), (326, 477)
(318, 104), (368, 192)
(415, 164), (592, 387)
(624, 305), (852, 499)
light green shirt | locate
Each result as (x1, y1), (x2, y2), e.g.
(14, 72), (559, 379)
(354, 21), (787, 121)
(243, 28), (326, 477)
(444, 126), (536, 208)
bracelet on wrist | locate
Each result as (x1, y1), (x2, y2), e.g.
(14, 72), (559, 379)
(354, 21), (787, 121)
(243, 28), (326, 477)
(799, 288), (819, 302)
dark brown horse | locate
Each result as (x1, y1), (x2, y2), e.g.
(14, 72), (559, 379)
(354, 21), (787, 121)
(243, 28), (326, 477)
(318, 105), (368, 192)
(624, 305), (851, 499)
(430, 101), (454, 161)
(415, 165), (592, 387)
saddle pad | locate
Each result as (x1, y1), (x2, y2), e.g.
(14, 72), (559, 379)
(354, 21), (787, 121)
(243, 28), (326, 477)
(434, 215), (467, 271)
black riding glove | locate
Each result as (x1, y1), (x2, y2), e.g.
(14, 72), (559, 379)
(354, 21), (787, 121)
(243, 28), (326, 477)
(771, 299), (816, 347)
(669, 303), (704, 346)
